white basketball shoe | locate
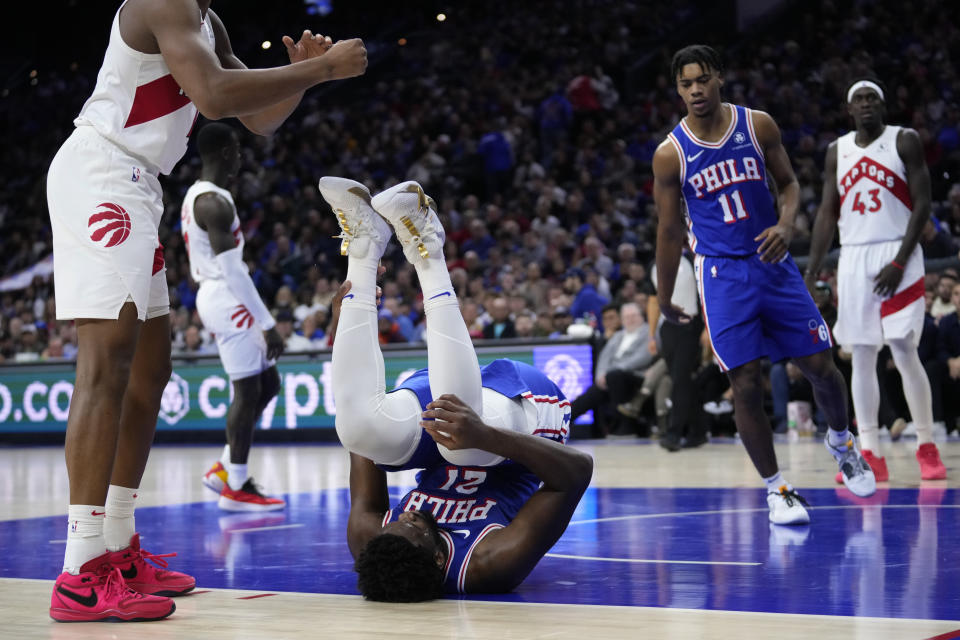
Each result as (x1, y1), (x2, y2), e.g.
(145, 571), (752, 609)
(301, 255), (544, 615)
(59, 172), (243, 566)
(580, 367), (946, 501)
(318, 177), (392, 260)
(767, 486), (811, 525)
(370, 181), (445, 266)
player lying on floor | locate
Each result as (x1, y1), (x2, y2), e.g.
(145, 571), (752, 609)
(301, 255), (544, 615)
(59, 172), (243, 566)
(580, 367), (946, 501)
(319, 177), (593, 601)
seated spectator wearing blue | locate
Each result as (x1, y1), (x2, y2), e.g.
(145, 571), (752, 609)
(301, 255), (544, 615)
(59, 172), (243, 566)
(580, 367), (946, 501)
(482, 296), (517, 340)
(569, 302), (657, 437)
(566, 267), (609, 332)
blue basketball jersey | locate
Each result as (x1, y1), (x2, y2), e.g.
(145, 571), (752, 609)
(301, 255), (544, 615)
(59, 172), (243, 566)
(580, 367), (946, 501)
(381, 359), (571, 593)
(668, 104), (778, 257)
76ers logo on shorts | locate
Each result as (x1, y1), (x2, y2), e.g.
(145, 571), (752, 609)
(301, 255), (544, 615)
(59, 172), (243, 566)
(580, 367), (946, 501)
(88, 202), (132, 248)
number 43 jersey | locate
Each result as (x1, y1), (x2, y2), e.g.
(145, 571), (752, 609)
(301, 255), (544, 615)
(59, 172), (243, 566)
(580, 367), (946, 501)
(668, 103), (779, 257)
(836, 125), (912, 246)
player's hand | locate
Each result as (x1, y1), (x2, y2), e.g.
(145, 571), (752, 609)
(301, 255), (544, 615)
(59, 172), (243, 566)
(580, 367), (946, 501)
(949, 357), (960, 380)
(755, 223), (793, 263)
(597, 373), (607, 390)
(873, 262), (905, 298)
(264, 327), (285, 360)
(647, 338), (658, 355)
(320, 38), (368, 81)
(283, 30), (333, 63)
(803, 272), (817, 300)
(421, 394), (491, 451)
(659, 296), (692, 325)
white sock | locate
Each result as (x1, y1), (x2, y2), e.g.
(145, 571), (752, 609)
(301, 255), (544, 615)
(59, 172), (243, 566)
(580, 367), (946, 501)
(226, 462), (249, 490)
(220, 444), (231, 466)
(827, 427), (852, 448)
(104, 485), (138, 551)
(763, 471), (791, 493)
(64, 505), (106, 574)
(343, 257), (380, 308)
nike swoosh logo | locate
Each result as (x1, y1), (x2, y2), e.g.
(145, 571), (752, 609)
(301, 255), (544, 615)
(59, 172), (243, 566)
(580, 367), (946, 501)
(429, 291), (452, 300)
(90, 510), (106, 516)
(121, 565), (137, 580)
(343, 294), (354, 300)
(686, 150), (704, 162)
(57, 585), (98, 608)
(450, 529), (471, 538)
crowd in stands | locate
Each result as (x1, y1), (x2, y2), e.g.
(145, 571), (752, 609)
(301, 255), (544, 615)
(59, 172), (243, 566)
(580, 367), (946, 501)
(2, 0), (960, 438)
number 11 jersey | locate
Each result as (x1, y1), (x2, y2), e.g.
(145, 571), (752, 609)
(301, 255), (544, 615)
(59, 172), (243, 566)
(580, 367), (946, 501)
(667, 104), (778, 257)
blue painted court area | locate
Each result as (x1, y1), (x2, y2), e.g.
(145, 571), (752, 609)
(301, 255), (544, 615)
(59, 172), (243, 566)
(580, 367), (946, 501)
(2, 487), (957, 620)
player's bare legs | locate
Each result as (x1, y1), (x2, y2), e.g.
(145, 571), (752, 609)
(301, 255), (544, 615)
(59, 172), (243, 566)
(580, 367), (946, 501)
(110, 312), (171, 492)
(66, 303), (142, 509)
(792, 349), (850, 435)
(794, 349), (876, 496)
(726, 360), (778, 478)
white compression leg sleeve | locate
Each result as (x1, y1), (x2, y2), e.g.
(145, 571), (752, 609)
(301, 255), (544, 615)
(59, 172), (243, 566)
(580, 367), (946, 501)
(888, 338), (935, 445)
(851, 344), (882, 452)
(332, 257), (423, 466)
(418, 254), (482, 413)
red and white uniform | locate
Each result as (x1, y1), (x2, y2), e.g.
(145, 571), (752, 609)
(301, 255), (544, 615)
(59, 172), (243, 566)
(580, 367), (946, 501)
(47, 1), (215, 321)
(833, 125), (924, 347)
(182, 182), (274, 380)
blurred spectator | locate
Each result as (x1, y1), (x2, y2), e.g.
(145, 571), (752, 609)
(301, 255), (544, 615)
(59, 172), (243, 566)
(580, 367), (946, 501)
(377, 308), (406, 344)
(569, 302), (657, 437)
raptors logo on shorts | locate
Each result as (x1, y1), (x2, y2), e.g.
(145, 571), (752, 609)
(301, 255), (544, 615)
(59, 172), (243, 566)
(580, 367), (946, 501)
(88, 202), (131, 247)
(232, 304), (254, 329)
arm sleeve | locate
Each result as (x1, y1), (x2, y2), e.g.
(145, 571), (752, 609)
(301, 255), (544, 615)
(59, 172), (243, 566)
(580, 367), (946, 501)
(215, 247), (276, 330)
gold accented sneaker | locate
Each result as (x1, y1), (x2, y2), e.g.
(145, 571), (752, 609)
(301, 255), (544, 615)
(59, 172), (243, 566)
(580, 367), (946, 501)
(318, 177), (392, 259)
(370, 181), (445, 265)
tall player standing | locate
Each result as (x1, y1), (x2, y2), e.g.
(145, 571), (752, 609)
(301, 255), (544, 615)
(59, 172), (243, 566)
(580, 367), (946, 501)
(46, 0), (367, 622)
(806, 79), (947, 482)
(183, 123), (287, 511)
(653, 45), (876, 526)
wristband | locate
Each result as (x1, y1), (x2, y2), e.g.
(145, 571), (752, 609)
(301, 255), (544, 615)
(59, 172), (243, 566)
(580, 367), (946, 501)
(890, 260), (904, 271)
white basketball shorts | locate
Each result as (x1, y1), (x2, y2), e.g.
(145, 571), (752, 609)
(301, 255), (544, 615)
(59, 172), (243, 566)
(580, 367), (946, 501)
(47, 126), (168, 321)
(196, 280), (275, 380)
(834, 240), (924, 348)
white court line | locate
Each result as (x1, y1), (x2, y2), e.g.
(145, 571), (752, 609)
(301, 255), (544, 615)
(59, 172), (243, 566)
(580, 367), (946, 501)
(568, 503), (960, 526)
(227, 523), (304, 534)
(544, 553), (760, 566)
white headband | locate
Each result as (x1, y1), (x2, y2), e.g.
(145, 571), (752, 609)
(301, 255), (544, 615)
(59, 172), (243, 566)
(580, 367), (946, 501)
(847, 80), (884, 103)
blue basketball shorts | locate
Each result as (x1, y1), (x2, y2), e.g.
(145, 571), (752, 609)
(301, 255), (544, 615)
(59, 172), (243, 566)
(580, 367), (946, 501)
(694, 254), (831, 371)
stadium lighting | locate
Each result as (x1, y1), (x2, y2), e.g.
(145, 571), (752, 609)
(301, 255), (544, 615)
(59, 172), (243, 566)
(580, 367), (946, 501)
(437, 13), (447, 22)
(261, 40), (272, 50)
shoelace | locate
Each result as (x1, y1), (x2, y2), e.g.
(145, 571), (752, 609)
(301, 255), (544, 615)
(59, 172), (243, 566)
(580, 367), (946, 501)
(135, 547), (177, 570)
(831, 439), (868, 478)
(99, 566), (143, 600)
(778, 487), (810, 508)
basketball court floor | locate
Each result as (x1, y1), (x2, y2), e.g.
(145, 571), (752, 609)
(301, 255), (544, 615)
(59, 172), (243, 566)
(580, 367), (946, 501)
(1, 437), (958, 639)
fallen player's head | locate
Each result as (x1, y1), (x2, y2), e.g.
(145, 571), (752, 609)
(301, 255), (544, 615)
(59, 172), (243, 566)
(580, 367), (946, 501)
(355, 510), (447, 602)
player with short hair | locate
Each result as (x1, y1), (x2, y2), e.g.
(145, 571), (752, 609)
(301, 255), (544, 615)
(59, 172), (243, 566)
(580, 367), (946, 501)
(653, 45), (876, 526)
(318, 177), (592, 601)
(806, 78), (947, 481)
(182, 123), (287, 510)
(46, 0), (366, 622)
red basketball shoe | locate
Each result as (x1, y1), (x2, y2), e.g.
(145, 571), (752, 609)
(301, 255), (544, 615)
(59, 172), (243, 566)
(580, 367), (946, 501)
(916, 442), (947, 480)
(202, 461), (229, 493)
(219, 478), (286, 512)
(50, 553), (174, 622)
(834, 448), (888, 483)
(107, 534), (195, 597)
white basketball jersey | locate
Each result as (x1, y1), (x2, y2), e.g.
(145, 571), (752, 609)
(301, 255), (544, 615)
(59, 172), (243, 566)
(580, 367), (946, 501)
(836, 125), (912, 245)
(74, 0), (215, 175)
(181, 181), (243, 283)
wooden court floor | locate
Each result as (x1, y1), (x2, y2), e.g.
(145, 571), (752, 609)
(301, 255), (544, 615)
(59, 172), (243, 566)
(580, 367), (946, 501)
(1, 437), (958, 639)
